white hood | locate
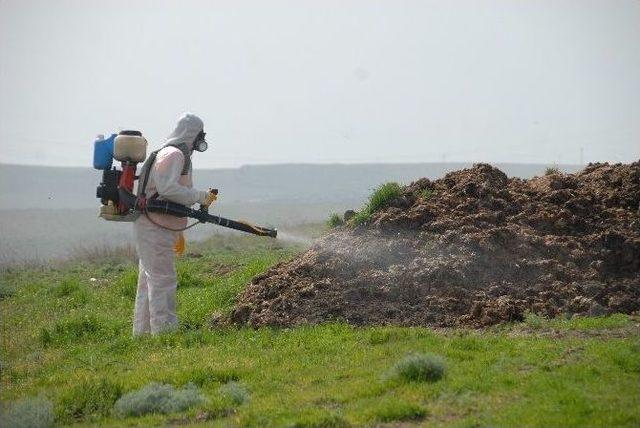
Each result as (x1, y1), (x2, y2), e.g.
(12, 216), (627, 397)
(163, 112), (204, 150)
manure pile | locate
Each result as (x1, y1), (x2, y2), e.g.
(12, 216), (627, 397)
(230, 163), (640, 327)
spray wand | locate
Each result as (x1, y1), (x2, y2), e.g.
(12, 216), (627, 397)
(116, 188), (277, 238)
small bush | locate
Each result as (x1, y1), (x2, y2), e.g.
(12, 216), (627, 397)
(388, 353), (446, 382)
(113, 382), (204, 417)
(219, 381), (250, 405)
(326, 213), (344, 228)
(56, 379), (123, 422)
(351, 182), (402, 225)
(366, 398), (427, 423)
(3, 396), (54, 428)
(545, 165), (560, 175)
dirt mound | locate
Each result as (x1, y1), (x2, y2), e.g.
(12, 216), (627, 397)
(228, 162), (640, 328)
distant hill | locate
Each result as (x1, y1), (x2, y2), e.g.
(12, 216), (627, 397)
(0, 162), (581, 211)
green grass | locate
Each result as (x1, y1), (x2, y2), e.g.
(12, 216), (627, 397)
(545, 165), (561, 175)
(326, 213), (344, 228)
(56, 379), (123, 423)
(387, 353), (446, 383)
(420, 188), (434, 200)
(351, 182), (402, 225)
(1, 233), (639, 427)
(365, 397), (428, 423)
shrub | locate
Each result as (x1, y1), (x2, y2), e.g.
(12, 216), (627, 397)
(219, 381), (250, 405)
(388, 353), (446, 382)
(56, 379), (123, 422)
(351, 182), (402, 225)
(545, 165), (560, 175)
(366, 398), (427, 423)
(113, 382), (204, 417)
(2, 396), (54, 428)
(326, 213), (344, 228)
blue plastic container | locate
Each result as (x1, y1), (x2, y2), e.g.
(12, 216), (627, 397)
(93, 134), (116, 170)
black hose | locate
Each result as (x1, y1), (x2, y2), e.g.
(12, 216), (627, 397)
(118, 188), (277, 238)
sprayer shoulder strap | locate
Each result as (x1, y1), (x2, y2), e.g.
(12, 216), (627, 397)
(138, 149), (160, 197)
(138, 144), (191, 197)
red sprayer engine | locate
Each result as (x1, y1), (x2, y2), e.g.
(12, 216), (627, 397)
(94, 130), (147, 221)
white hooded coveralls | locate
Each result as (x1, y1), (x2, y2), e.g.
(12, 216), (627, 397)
(133, 113), (210, 336)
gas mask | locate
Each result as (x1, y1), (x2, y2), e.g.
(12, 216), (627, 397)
(193, 130), (208, 153)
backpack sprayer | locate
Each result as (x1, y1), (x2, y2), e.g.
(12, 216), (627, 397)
(93, 131), (277, 238)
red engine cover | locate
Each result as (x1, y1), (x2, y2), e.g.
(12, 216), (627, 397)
(118, 163), (137, 214)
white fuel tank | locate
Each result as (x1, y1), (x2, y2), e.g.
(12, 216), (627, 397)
(114, 130), (147, 163)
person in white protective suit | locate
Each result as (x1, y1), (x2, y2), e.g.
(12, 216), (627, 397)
(133, 112), (216, 335)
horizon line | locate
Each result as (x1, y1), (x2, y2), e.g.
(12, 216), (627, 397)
(0, 160), (586, 170)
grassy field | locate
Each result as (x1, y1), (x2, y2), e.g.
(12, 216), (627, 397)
(1, 233), (639, 427)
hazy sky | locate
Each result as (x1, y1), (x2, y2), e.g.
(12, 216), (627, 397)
(1, 0), (639, 168)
